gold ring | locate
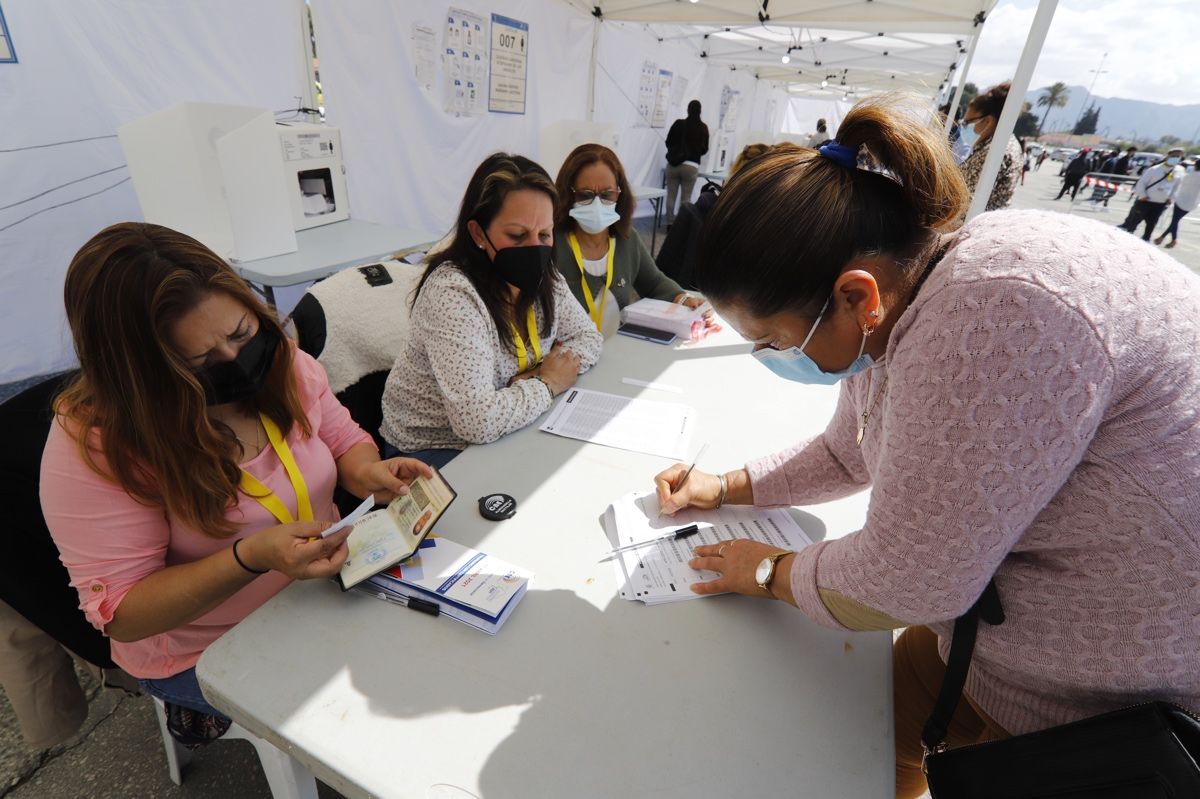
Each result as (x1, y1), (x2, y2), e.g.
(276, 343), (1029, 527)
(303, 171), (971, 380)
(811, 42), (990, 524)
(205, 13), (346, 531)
(718, 544), (729, 556)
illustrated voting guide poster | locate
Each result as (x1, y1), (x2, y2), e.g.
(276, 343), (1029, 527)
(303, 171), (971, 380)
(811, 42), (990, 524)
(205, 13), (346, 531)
(651, 69), (672, 128)
(444, 8), (487, 116)
(488, 14), (528, 114)
(607, 492), (813, 604)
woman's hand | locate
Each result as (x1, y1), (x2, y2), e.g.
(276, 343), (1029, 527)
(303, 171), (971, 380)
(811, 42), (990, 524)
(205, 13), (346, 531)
(654, 465), (723, 515)
(674, 293), (715, 322)
(354, 457), (434, 505)
(538, 343), (582, 396)
(688, 539), (792, 599)
(240, 522), (351, 580)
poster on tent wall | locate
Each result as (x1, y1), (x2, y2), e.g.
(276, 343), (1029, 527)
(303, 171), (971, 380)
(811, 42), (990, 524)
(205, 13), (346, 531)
(719, 86), (742, 132)
(443, 7), (487, 116)
(650, 69), (672, 128)
(0, 2), (16, 63)
(636, 59), (658, 126)
(669, 75), (689, 119)
(488, 14), (528, 114)
(412, 22), (437, 94)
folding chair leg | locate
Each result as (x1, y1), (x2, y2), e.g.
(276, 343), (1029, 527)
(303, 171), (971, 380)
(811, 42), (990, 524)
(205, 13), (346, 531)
(151, 697), (192, 785)
(236, 724), (319, 799)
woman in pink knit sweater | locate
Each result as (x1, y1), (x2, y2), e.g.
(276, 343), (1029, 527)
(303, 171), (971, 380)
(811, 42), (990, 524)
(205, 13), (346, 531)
(41, 223), (431, 740)
(654, 98), (1200, 797)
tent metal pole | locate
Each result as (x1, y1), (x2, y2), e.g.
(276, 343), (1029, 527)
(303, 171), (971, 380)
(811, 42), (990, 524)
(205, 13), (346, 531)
(966, 0), (1058, 221)
(943, 30), (979, 133)
(587, 17), (601, 121)
(298, 0), (319, 113)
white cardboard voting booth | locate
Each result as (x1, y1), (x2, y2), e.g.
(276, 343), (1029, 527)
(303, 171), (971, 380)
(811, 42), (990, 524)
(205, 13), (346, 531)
(118, 102), (298, 262)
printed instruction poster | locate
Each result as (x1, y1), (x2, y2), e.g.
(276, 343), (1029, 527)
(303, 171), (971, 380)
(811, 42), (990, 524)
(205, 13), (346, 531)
(651, 69), (672, 128)
(443, 7), (487, 116)
(488, 13), (528, 114)
(411, 22), (437, 94)
(636, 59), (658, 125)
(719, 85), (742, 132)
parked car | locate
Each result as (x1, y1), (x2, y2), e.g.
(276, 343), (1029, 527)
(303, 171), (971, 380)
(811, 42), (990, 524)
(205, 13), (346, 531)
(1130, 153), (1165, 175)
(1049, 147), (1078, 162)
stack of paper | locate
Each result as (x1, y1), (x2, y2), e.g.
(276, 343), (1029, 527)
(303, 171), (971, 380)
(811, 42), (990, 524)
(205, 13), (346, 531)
(366, 536), (532, 634)
(621, 298), (710, 339)
(604, 492), (813, 605)
(540, 388), (696, 460)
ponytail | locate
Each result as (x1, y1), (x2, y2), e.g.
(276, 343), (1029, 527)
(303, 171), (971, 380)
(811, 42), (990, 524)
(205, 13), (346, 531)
(695, 94), (967, 318)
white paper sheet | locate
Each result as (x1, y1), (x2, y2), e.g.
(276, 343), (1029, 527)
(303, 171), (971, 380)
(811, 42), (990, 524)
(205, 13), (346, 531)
(606, 492), (814, 604)
(539, 388), (695, 460)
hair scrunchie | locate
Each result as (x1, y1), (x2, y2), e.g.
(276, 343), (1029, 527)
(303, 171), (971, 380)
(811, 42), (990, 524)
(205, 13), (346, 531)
(818, 140), (858, 170)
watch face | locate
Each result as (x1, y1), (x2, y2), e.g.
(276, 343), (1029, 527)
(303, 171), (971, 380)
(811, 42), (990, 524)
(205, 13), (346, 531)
(755, 557), (773, 586)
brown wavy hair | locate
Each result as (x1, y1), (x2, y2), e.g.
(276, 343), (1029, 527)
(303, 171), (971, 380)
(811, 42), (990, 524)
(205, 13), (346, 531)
(553, 143), (636, 238)
(415, 153), (559, 354)
(697, 94), (969, 318)
(57, 222), (311, 537)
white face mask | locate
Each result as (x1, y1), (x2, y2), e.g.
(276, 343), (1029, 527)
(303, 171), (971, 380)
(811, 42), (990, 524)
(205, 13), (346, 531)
(958, 123), (978, 149)
(1166, 156), (1182, 167)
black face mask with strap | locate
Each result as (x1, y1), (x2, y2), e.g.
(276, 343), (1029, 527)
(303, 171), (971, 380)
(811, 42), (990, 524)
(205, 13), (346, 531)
(482, 229), (551, 295)
(197, 325), (279, 406)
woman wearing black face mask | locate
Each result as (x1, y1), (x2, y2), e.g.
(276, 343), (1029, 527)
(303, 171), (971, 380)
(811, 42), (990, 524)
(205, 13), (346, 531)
(40, 222), (432, 735)
(379, 154), (603, 466)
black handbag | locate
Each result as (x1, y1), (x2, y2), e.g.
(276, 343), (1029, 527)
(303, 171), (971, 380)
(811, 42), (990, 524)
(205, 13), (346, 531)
(922, 581), (1200, 798)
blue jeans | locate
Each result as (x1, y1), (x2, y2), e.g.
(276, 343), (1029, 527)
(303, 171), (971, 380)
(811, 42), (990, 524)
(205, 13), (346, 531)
(381, 442), (461, 469)
(1163, 204), (1190, 241)
(138, 667), (228, 720)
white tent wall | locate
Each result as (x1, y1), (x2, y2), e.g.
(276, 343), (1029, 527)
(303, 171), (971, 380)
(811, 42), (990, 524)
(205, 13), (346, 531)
(781, 96), (853, 140)
(309, 0), (592, 239)
(0, 0), (309, 384)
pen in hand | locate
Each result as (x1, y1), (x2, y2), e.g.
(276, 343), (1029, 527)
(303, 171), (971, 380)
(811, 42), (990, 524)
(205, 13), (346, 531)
(659, 442), (709, 517)
(599, 524), (701, 561)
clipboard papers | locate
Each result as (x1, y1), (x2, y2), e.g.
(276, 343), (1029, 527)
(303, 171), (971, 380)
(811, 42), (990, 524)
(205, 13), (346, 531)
(539, 388), (696, 460)
(604, 492), (813, 604)
(336, 471), (457, 590)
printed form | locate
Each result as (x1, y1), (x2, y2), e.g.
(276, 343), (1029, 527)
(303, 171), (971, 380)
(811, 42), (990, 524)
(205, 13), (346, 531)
(540, 388), (695, 460)
(605, 492), (814, 604)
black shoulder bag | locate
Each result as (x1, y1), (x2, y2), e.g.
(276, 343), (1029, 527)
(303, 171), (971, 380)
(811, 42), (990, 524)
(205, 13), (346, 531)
(922, 582), (1200, 798)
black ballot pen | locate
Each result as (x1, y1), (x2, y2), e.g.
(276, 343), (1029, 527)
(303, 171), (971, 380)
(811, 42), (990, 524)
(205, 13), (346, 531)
(363, 590), (440, 617)
(598, 524), (701, 561)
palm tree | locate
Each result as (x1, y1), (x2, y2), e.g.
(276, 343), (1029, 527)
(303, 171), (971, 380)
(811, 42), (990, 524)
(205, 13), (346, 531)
(1036, 83), (1070, 134)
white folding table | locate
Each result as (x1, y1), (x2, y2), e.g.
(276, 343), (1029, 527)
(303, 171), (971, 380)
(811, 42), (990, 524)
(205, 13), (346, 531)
(198, 328), (892, 799)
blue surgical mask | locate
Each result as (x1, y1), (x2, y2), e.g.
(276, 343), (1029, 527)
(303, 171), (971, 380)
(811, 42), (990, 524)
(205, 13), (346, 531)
(751, 296), (875, 385)
(1166, 156), (1182, 167)
(959, 123), (978, 150)
(569, 197), (621, 234)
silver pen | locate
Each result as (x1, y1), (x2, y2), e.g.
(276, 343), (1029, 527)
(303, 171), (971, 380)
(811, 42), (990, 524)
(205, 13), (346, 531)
(658, 442), (709, 517)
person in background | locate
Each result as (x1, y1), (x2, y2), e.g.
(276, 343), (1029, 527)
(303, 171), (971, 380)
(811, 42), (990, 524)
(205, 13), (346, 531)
(939, 105), (971, 165)
(553, 143), (706, 335)
(379, 154), (602, 466)
(655, 142), (779, 290)
(1154, 157), (1200, 248)
(958, 82), (1024, 211)
(41, 223), (431, 742)
(1020, 141), (1030, 186)
(1114, 146), (1137, 176)
(664, 100), (709, 227)
(650, 95), (1200, 799)
(808, 118), (830, 148)
(1035, 149), (1047, 170)
(1055, 149), (1091, 201)
(1118, 147), (1186, 241)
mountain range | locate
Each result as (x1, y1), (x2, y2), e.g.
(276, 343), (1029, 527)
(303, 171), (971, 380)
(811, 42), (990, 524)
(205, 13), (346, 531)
(1023, 85), (1200, 145)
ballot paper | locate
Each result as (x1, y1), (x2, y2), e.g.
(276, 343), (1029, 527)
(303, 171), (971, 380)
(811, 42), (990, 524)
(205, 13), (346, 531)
(605, 492), (814, 604)
(539, 388), (695, 460)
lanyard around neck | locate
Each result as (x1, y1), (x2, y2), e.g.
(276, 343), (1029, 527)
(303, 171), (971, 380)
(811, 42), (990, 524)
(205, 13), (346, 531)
(238, 413), (313, 525)
(567, 231), (614, 331)
(509, 306), (542, 373)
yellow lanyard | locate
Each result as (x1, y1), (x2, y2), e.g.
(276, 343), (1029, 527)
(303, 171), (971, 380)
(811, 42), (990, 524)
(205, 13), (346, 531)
(238, 413), (313, 525)
(568, 232), (614, 331)
(509, 306), (542, 372)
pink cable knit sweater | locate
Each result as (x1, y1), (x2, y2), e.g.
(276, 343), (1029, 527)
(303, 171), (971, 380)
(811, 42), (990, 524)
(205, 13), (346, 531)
(747, 210), (1200, 736)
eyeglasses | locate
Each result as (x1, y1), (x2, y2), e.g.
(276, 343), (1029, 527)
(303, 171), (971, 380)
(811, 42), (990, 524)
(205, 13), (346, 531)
(962, 117), (983, 126)
(572, 188), (620, 206)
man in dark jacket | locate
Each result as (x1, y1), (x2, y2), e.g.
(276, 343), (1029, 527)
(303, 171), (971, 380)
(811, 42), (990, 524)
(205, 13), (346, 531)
(1055, 150), (1091, 200)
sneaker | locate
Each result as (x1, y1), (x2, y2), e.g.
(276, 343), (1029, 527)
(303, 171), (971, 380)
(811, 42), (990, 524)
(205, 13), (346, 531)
(1165, 240), (1177, 249)
(164, 701), (231, 749)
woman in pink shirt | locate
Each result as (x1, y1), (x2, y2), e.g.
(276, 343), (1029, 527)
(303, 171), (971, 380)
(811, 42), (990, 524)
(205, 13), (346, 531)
(654, 97), (1200, 797)
(41, 223), (431, 740)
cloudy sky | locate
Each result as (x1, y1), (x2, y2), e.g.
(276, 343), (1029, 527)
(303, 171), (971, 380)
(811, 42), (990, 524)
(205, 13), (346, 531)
(968, 0), (1200, 106)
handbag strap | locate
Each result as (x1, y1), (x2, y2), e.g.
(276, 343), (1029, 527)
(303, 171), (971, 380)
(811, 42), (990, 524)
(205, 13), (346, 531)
(920, 580), (1006, 752)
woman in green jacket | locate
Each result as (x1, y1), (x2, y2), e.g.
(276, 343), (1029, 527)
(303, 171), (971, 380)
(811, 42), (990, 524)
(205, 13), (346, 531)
(553, 143), (706, 333)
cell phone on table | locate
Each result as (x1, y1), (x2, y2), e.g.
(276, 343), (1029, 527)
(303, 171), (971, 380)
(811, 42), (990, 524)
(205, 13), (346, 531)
(617, 323), (677, 345)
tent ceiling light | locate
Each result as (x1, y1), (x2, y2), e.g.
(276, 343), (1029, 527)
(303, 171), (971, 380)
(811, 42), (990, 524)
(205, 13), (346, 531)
(781, 54), (790, 63)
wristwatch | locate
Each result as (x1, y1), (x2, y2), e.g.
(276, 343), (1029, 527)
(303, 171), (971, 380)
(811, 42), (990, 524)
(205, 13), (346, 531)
(755, 551), (793, 597)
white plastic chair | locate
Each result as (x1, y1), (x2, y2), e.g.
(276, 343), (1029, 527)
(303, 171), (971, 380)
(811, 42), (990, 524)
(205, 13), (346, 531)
(152, 697), (318, 799)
